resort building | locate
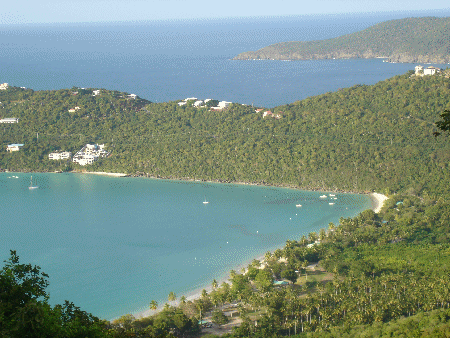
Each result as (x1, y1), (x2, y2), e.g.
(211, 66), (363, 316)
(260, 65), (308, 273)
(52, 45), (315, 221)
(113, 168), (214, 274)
(0, 83), (9, 90)
(6, 144), (24, 152)
(92, 90), (101, 96)
(0, 118), (19, 123)
(73, 144), (109, 166)
(48, 151), (72, 160)
(193, 100), (204, 107)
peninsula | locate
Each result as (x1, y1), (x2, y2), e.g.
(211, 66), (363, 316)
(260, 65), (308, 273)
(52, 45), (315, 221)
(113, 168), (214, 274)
(233, 16), (450, 63)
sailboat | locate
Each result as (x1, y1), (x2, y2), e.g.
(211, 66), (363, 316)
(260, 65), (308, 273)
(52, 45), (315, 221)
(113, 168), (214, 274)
(203, 197), (209, 204)
(28, 175), (38, 190)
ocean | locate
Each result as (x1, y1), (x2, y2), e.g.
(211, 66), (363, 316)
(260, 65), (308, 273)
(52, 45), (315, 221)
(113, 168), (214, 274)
(0, 173), (372, 319)
(0, 12), (448, 107)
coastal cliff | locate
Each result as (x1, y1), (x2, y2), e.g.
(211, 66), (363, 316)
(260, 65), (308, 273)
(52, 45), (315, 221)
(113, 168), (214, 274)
(233, 16), (450, 63)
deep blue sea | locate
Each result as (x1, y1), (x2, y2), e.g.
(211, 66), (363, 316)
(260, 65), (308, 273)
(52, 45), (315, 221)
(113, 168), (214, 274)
(0, 12), (449, 107)
(0, 173), (372, 319)
(0, 11), (448, 319)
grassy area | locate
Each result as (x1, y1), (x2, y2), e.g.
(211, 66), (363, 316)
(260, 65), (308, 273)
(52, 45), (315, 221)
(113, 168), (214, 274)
(295, 266), (334, 293)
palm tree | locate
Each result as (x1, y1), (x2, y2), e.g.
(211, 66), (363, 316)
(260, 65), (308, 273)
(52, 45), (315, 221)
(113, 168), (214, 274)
(149, 300), (158, 311)
(168, 291), (177, 302)
(212, 279), (218, 290)
(180, 295), (187, 304)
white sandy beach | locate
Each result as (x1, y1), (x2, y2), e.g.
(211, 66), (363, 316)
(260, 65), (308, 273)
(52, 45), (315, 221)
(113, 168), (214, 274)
(370, 192), (389, 213)
(78, 171), (129, 177)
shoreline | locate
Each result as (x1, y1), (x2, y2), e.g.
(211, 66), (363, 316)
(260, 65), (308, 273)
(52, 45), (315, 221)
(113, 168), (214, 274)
(132, 253), (267, 320)
(2, 170), (388, 322)
(129, 192), (388, 322)
(2, 168), (383, 198)
(72, 171), (129, 177)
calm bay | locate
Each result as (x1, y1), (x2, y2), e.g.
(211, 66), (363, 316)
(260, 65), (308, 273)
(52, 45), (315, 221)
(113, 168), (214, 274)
(0, 173), (371, 319)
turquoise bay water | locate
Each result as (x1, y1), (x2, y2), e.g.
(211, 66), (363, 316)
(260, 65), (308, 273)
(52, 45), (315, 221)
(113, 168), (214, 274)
(0, 173), (371, 319)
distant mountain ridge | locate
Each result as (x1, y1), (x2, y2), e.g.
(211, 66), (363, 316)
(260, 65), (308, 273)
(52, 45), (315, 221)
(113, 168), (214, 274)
(233, 17), (450, 63)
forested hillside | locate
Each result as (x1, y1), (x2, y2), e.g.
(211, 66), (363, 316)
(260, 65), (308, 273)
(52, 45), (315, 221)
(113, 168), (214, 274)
(2, 70), (449, 197)
(233, 17), (450, 63)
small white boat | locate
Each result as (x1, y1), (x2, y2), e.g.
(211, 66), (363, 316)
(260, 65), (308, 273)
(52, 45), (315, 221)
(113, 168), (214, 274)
(28, 175), (38, 190)
(296, 204), (302, 207)
(329, 202), (335, 205)
(203, 197), (209, 204)
(329, 194), (336, 197)
(319, 195), (327, 198)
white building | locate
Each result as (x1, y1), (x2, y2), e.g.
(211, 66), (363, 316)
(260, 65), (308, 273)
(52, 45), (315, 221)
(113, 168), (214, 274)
(0, 83), (9, 90)
(128, 94), (137, 99)
(178, 101), (187, 106)
(424, 66), (441, 75)
(7, 144), (24, 152)
(184, 97), (197, 101)
(415, 65), (441, 76)
(73, 154), (98, 166)
(92, 90), (101, 96)
(0, 118), (19, 123)
(414, 65), (424, 75)
(193, 100), (204, 107)
(48, 151), (72, 160)
(218, 101), (232, 108)
(73, 144), (109, 166)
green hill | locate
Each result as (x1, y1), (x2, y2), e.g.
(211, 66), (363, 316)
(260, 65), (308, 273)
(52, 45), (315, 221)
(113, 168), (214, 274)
(233, 17), (450, 63)
(1, 71), (450, 197)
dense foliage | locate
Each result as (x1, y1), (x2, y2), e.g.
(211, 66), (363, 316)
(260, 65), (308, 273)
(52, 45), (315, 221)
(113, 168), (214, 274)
(0, 251), (107, 337)
(233, 17), (450, 63)
(2, 71), (450, 197)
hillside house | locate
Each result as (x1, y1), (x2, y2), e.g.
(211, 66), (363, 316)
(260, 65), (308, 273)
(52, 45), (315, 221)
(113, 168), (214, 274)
(424, 66), (441, 75)
(7, 144), (24, 152)
(0, 83), (9, 90)
(218, 101), (231, 108)
(0, 118), (19, 123)
(48, 151), (72, 160)
(415, 65), (441, 76)
(263, 111), (273, 118)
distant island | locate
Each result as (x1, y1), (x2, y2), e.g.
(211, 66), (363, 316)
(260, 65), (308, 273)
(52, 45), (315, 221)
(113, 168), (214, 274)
(233, 17), (450, 63)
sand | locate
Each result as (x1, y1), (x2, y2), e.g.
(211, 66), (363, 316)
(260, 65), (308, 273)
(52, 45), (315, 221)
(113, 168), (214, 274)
(370, 192), (389, 213)
(77, 171), (128, 177)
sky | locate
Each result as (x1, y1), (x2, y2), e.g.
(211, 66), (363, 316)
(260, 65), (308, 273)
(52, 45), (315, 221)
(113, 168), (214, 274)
(0, 0), (449, 25)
